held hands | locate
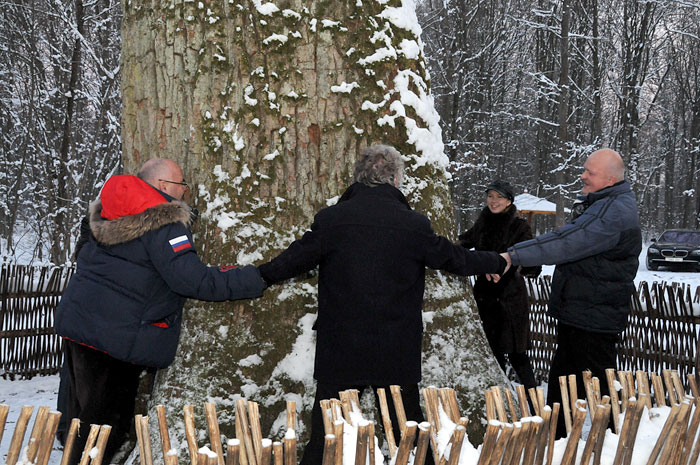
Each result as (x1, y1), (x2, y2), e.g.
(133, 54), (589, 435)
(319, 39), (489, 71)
(486, 252), (512, 283)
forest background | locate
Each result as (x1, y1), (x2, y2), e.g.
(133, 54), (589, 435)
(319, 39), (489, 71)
(1, 0), (699, 265)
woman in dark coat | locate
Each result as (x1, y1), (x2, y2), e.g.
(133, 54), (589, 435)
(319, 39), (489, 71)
(458, 180), (541, 390)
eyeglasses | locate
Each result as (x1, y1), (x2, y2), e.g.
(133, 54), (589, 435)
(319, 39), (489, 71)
(159, 178), (189, 189)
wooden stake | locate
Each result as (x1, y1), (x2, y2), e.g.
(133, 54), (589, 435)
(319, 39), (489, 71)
(395, 421), (417, 465)
(671, 399), (694, 465)
(533, 407), (552, 465)
(140, 416), (155, 465)
(485, 389), (497, 422)
(414, 422), (431, 465)
(156, 405), (176, 465)
(476, 420), (500, 465)
(580, 404), (608, 465)
(272, 442), (283, 465)
(488, 423), (513, 465)
(354, 420), (370, 465)
(286, 401), (297, 432)
(446, 426), (465, 465)
(504, 389), (518, 422)
(671, 371), (686, 400)
(663, 370), (678, 405)
(583, 371), (597, 418)
(522, 417), (542, 465)
(635, 371), (652, 411)
(184, 405), (199, 465)
(559, 376), (572, 435)
(321, 435), (336, 465)
(92, 424), (113, 465)
(516, 385), (530, 418)
(658, 400), (691, 465)
(680, 397), (700, 465)
(36, 410), (62, 465)
(621, 394), (647, 465)
(649, 372), (665, 408)
(546, 404), (560, 465)
(0, 404), (9, 446)
(6, 405), (34, 465)
(528, 388), (540, 417)
(225, 440), (241, 465)
(500, 421), (523, 465)
(81, 423), (103, 465)
(606, 369), (622, 433)
(390, 385), (408, 436)
(60, 418), (81, 465)
(376, 388), (397, 457)
(537, 388), (546, 417)
(422, 387), (442, 465)
(568, 375), (578, 416)
(560, 401), (586, 465)
(27, 405), (50, 463)
(618, 371), (630, 413)
(330, 399), (343, 423)
(283, 428), (296, 465)
(368, 421), (376, 465)
(688, 373), (700, 399)
(260, 440), (272, 465)
(339, 391), (353, 425)
(592, 405), (612, 465)
(247, 402), (263, 465)
(612, 398), (639, 465)
(320, 400), (334, 436)
(332, 421), (344, 465)
(646, 401), (680, 465)
(236, 400), (256, 465)
(491, 387), (507, 423)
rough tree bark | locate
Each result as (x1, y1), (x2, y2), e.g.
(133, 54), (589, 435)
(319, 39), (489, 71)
(120, 0), (508, 450)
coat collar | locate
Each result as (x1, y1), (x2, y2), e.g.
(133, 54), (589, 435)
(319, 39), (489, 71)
(585, 180), (630, 205)
(338, 182), (412, 210)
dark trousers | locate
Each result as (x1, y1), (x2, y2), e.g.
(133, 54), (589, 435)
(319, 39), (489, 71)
(546, 323), (619, 438)
(493, 352), (537, 391)
(63, 340), (145, 465)
(300, 382), (434, 465)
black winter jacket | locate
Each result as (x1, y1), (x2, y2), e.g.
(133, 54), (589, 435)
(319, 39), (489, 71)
(459, 205), (540, 353)
(55, 175), (266, 367)
(258, 182), (504, 385)
(508, 181), (641, 333)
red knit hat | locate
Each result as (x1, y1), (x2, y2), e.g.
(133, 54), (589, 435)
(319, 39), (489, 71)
(100, 175), (167, 220)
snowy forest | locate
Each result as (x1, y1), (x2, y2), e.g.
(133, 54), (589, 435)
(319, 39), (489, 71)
(1, 0), (700, 265)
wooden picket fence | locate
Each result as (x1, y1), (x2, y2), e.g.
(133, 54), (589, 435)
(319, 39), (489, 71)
(0, 368), (699, 465)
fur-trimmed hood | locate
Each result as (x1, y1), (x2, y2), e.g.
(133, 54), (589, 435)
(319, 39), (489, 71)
(89, 200), (193, 246)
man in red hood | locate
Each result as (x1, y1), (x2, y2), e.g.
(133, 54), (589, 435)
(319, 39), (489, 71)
(56, 159), (266, 464)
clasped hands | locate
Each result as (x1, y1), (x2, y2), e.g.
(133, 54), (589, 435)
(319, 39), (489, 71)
(485, 252), (512, 283)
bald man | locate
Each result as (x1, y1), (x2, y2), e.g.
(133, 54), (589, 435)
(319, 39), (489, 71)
(502, 148), (641, 437)
(56, 159), (266, 464)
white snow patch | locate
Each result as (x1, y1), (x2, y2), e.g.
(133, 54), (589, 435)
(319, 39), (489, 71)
(330, 81), (359, 94)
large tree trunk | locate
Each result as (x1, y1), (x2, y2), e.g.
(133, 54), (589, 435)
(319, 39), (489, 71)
(121, 0), (508, 450)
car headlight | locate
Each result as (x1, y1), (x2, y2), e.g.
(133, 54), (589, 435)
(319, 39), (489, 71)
(648, 247), (659, 254)
(690, 250), (700, 256)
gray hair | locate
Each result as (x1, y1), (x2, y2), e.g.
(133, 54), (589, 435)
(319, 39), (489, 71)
(353, 145), (404, 187)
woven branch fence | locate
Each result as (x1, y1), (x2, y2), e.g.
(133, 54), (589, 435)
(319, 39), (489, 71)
(1, 263), (699, 381)
(0, 264), (74, 379)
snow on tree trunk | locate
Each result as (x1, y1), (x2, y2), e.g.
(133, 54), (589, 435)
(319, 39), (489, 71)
(120, 0), (508, 449)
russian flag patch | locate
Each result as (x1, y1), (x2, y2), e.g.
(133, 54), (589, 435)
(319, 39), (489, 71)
(169, 235), (192, 253)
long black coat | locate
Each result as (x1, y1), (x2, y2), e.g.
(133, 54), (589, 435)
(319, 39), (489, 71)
(258, 182), (504, 385)
(458, 205), (540, 354)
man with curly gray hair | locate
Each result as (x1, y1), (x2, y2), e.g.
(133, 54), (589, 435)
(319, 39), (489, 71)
(258, 144), (508, 465)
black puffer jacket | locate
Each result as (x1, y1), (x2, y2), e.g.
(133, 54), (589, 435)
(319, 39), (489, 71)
(508, 181), (641, 333)
(55, 175), (266, 367)
(459, 205), (540, 353)
(258, 182), (504, 385)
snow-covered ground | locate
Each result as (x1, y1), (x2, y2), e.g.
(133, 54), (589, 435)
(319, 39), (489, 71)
(0, 244), (697, 464)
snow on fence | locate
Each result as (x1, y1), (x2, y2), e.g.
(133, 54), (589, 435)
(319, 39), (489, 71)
(0, 369), (699, 465)
(1, 263), (699, 382)
(0, 264), (74, 379)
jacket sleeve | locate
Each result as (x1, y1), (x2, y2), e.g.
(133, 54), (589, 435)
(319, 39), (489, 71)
(422, 219), (503, 276)
(457, 224), (478, 248)
(257, 220), (323, 285)
(507, 198), (622, 267)
(143, 222), (266, 301)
